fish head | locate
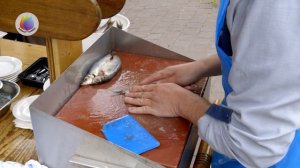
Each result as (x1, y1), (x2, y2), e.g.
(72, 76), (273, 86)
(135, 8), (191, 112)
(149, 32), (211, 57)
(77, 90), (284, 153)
(91, 76), (105, 84)
(81, 75), (94, 85)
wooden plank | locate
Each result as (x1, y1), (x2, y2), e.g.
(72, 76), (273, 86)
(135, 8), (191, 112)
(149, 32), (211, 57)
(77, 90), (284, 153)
(0, 0), (101, 40)
(0, 39), (46, 69)
(0, 38), (81, 81)
(46, 38), (82, 81)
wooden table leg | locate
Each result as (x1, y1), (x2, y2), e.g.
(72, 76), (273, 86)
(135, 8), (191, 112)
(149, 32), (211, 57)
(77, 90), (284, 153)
(46, 38), (82, 81)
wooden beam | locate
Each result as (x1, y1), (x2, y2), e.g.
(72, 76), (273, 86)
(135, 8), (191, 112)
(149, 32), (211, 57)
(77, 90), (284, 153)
(46, 38), (82, 81)
(0, 39), (46, 69)
(97, 0), (126, 18)
(0, 0), (101, 40)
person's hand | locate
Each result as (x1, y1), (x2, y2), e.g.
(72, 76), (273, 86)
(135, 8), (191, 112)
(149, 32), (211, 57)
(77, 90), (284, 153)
(141, 55), (222, 87)
(141, 62), (202, 86)
(184, 81), (205, 95)
(124, 83), (211, 125)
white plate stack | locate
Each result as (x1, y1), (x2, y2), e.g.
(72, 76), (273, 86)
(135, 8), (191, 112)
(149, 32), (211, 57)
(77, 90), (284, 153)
(0, 56), (22, 82)
(12, 95), (40, 130)
(0, 31), (7, 38)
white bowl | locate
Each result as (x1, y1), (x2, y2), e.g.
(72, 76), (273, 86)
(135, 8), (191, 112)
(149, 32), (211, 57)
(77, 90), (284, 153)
(82, 14), (130, 52)
(96, 14), (130, 33)
(0, 80), (20, 117)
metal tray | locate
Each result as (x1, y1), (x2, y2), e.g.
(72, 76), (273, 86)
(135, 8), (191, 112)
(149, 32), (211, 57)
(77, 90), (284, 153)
(30, 27), (198, 168)
(18, 57), (48, 88)
(0, 80), (20, 117)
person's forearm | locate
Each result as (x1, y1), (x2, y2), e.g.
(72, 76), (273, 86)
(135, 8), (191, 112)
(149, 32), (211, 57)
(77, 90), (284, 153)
(179, 97), (211, 125)
(197, 54), (221, 77)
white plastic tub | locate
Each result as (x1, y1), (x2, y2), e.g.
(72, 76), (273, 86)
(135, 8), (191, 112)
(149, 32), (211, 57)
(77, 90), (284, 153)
(82, 14), (130, 52)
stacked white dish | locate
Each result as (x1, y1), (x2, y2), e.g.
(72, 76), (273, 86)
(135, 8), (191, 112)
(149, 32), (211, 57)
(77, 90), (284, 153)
(12, 95), (39, 130)
(0, 31), (7, 38)
(0, 56), (22, 82)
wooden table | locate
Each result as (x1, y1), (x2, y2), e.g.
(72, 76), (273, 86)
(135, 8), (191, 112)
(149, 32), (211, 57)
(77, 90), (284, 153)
(0, 39), (46, 163)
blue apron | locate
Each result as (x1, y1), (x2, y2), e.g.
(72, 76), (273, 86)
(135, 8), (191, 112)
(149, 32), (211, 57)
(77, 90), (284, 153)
(212, 0), (300, 167)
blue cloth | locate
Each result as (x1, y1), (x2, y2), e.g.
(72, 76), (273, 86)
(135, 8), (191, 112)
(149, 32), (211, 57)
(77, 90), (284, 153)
(206, 104), (233, 123)
(212, 0), (300, 167)
(102, 115), (160, 154)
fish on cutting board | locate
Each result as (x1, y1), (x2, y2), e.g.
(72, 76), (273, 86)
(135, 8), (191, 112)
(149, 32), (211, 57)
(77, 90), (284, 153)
(81, 53), (121, 85)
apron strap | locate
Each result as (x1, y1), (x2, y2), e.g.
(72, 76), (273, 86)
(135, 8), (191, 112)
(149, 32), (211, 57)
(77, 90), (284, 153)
(218, 16), (233, 56)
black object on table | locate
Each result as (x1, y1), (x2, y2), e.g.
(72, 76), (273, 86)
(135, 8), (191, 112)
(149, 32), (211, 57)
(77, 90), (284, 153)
(18, 57), (49, 88)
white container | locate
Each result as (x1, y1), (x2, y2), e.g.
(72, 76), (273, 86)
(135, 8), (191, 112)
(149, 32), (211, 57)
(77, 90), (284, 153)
(82, 14), (130, 52)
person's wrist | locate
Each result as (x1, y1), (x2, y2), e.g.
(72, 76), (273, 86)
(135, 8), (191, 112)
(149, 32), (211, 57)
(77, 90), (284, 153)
(192, 98), (210, 125)
(193, 54), (221, 78)
(181, 61), (206, 85)
(178, 97), (211, 125)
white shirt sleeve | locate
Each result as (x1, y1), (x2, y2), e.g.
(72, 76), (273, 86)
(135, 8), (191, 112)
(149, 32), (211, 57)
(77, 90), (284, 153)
(198, 1), (300, 167)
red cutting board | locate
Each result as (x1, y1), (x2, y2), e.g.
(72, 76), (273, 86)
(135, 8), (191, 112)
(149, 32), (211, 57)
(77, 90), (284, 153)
(56, 51), (201, 168)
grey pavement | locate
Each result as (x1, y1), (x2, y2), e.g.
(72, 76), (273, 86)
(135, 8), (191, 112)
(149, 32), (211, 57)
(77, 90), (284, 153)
(120, 0), (224, 102)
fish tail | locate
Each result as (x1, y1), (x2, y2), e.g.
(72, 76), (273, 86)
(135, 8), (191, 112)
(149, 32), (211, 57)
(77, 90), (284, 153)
(110, 51), (118, 60)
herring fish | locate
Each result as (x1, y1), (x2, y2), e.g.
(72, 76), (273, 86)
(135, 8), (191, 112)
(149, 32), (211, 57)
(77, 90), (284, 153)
(81, 53), (121, 85)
